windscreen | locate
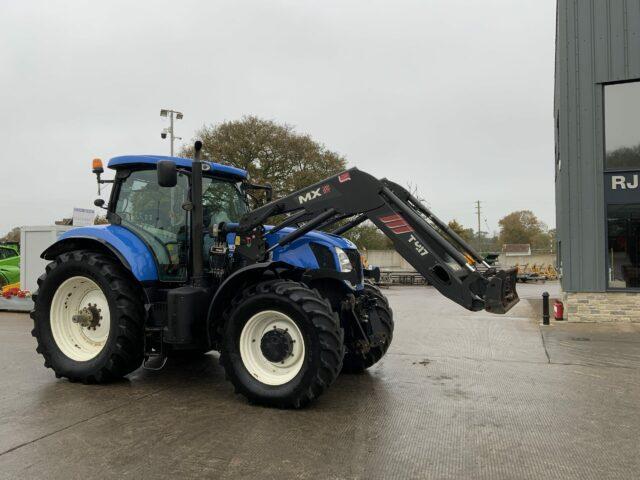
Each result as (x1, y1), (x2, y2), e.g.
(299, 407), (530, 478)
(202, 177), (248, 228)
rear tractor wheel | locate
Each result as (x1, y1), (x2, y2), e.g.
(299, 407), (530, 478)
(31, 250), (145, 383)
(220, 280), (344, 408)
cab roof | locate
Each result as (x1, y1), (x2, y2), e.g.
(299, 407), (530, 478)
(107, 155), (248, 180)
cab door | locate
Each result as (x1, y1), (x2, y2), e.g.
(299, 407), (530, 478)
(114, 169), (189, 282)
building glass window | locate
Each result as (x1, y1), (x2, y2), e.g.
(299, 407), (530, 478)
(605, 81), (640, 170)
(607, 204), (640, 288)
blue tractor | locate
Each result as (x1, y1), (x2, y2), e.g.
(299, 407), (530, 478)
(31, 142), (518, 408)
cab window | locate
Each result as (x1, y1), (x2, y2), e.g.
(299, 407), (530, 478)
(201, 177), (248, 272)
(114, 169), (189, 281)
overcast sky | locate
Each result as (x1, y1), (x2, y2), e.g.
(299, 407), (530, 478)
(0, 0), (556, 236)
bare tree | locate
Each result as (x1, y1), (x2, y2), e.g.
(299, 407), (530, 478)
(406, 181), (429, 208)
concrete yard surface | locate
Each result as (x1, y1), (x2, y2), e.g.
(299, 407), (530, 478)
(1, 282), (639, 479)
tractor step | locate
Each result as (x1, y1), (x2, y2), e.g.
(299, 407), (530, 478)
(143, 327), (167, 370)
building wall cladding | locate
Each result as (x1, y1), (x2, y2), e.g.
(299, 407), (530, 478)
(555, 0), (640, 293)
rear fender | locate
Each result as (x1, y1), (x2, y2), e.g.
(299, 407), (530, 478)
(41, 225), (158, 282)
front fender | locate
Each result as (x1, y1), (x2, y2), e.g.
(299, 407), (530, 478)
(206, 261), (297, 344)
(42, 225), (158, 282)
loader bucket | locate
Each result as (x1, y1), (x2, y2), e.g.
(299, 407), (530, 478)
(483, 267), (519, 314)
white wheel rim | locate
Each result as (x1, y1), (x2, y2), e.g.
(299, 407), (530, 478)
(239, 310), (306, 386)
(50, 276), (110, 361)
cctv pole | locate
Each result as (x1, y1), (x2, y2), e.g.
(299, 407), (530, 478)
(170, 112), (174, 157)
(160, 109), (183, 157)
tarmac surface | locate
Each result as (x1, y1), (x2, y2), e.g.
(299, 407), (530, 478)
(1, 282), (639, 479)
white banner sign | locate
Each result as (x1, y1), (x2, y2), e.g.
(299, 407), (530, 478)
(72, 208), (95, 227)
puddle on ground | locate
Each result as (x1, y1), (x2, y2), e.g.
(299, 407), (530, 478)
(412, 358), (431, 366)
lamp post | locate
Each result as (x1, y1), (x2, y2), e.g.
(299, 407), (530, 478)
(160, 109), (183, 156)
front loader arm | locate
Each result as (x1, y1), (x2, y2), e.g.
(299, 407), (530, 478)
(235, 168), (519, 314)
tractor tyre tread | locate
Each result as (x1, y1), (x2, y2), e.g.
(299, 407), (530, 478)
(220, 279), (344, 408)
(342, 283), (394, 373)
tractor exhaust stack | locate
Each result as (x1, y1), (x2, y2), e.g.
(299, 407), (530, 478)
(191, 140), (205, 287)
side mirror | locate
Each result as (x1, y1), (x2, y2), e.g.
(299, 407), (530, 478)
(157, 160), (177, 187)
(94, 198), (106, 209)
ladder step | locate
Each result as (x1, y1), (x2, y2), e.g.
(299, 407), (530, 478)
(143, 328), (166, 370)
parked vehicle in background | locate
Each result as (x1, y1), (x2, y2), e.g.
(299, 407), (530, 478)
(0, 243), (20, 288)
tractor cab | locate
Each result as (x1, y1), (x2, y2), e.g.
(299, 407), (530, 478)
(92, 155), (353, 288)
(103, 155), (251, 282)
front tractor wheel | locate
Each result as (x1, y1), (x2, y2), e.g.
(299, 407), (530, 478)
(31, 250), (145, 383)
(220, 280), (344, 408)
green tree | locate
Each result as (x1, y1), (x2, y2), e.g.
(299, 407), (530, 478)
(342, 223), (393, 250)
(498, 210), (550, 251)
(447, 219), (474, 242)
(606, 142), (640, 169)
(183, 116), (347, 197)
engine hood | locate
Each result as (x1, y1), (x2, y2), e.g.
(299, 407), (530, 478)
(262, 226), (358, 272)
(264, 226), (356, 250)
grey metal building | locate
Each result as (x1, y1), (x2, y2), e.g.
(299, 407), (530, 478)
(555, 0), (640, 320)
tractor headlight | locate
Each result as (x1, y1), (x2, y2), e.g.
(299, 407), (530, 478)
(335, 247), (352, 272)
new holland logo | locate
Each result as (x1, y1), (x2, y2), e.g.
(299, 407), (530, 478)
(298, 184), (330, 204)
(379, 214), (414, 234)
